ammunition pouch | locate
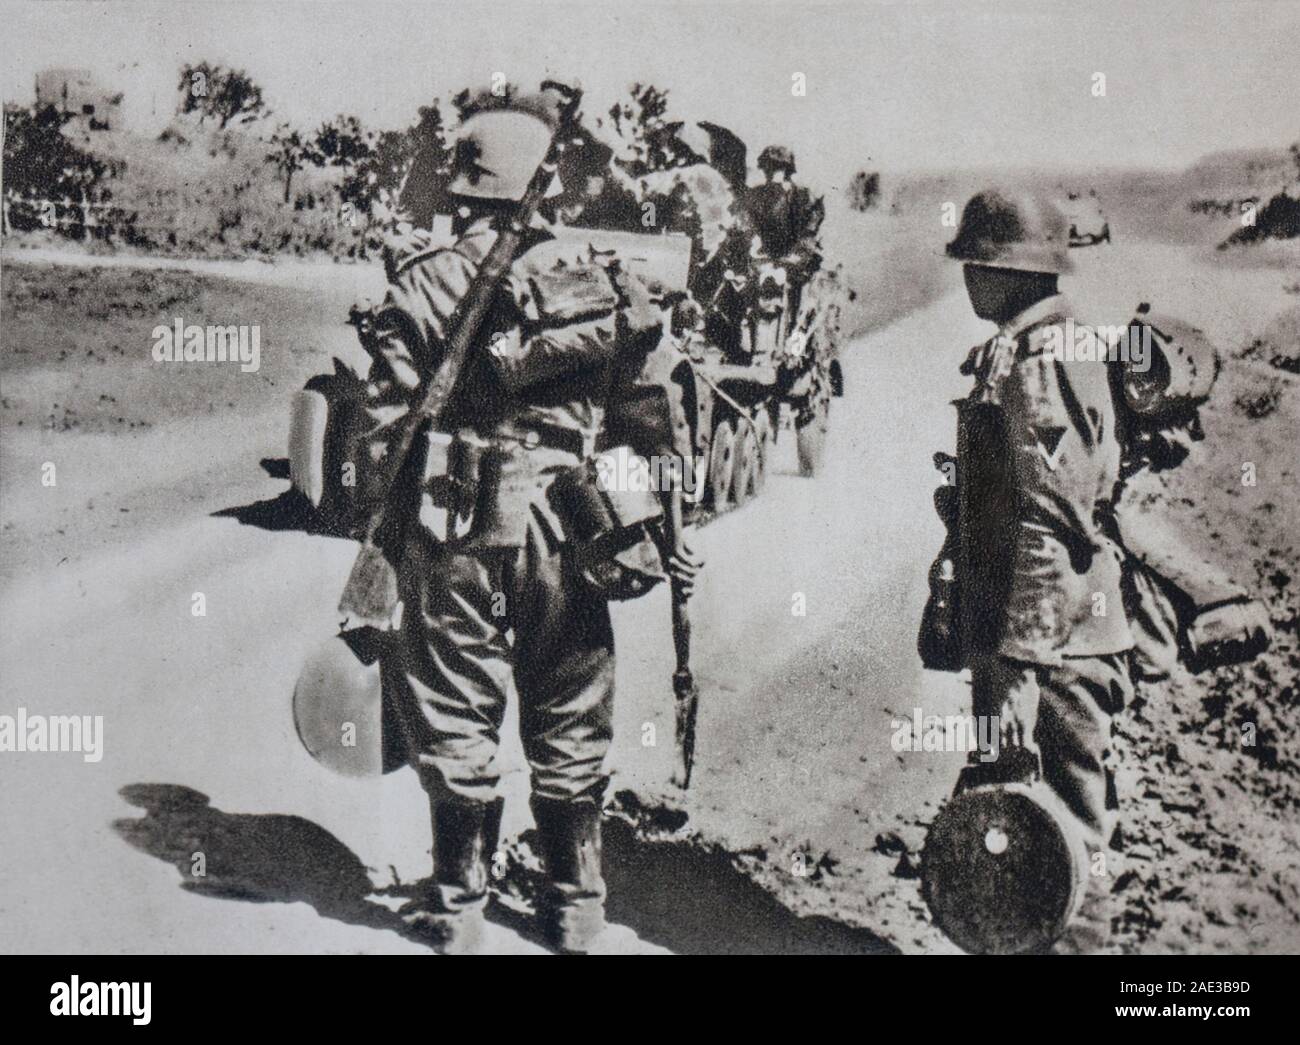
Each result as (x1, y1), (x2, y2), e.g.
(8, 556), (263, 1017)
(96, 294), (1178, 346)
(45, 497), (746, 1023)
(417, 428), (489, 543)
(546, 446), (667, 602)
(1183, 597), (1272, 674)
(954, 745), (1042, 794)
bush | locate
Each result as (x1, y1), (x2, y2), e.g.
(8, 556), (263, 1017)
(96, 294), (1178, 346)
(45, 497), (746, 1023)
(1221, 141), (1300, 247)
(2, 104), (114, 238)
(1221, 190), (1300, 246)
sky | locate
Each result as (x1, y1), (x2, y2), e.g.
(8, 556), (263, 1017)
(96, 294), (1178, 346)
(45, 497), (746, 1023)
(3, 0), (1298, 189)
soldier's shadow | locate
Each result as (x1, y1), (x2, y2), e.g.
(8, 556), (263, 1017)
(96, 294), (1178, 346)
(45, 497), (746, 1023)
(116, 784), (896, 954)
(113, 783), (420, 943)
(599, 815), (897, 954)
(492, 796), (898, 955)
(210, 459), (345, 536)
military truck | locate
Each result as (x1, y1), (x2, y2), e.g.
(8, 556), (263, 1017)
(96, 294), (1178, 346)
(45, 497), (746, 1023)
(1064, 190), (1110, 246)
(285, 225), (845, 529)
(675, 251), (847, 513)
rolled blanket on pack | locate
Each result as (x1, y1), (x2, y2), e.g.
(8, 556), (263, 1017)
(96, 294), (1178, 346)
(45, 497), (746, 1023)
(1118, 508), (1272, 678)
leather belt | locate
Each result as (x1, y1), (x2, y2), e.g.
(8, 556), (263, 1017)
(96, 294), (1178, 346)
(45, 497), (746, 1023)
(495, 420), (596, 459)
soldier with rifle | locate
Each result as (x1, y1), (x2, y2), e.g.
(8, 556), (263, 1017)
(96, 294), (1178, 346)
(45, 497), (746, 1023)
(348, 86), (697, 954)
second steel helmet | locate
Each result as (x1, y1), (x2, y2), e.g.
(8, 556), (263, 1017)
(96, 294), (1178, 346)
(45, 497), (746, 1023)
(1122, 305), (1220, 418)
(757, 144), (796, 176)
(946, 189), (1074, 274)
(293, 631), (404, 778)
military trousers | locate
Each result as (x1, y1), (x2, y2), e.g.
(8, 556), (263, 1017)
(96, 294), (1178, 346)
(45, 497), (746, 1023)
(970, 651), (1134, 850)
(393, 513), (616, 807)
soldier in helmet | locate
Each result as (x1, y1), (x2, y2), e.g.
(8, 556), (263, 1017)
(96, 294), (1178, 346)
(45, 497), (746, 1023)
(690, 144), (824, 356)
(355, 92), (683, 954)
(942, 189), (1134, 853)
(741, 145), (824, 281)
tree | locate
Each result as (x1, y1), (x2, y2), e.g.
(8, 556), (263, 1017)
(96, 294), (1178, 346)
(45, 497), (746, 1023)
(313, 114), (372, 168)
(388, 104), (452, 226)
(266, 123), (315, 203)
(605, 83), (680, 178)
(178, 63), (267, 128)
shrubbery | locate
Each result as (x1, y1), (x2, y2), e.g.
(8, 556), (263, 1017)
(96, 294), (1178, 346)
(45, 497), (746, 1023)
(1221, 143), (1300, 247)
(2, 104), (121, 239)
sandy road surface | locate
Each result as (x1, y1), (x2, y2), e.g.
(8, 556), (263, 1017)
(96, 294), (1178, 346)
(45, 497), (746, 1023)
(1, 242), (1293, 953)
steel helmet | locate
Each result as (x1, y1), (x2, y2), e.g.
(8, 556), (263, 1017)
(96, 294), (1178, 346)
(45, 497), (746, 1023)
(292, 631), (404, 778)
(946, 189), (1074, 274)
(757, 145), (796, 176)
(447, 108), (556, 202)
(1123, 305), (1220, 418)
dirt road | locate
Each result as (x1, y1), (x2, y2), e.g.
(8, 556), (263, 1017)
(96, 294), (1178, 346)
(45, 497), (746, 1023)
(2, 242), (1295, 954)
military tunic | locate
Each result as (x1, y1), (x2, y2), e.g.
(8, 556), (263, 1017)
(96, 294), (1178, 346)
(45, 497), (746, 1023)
(958, 294), (1134, 847)
(959, 294), (1133, 663)
(740, 180), (823, 266)
(357, 219), (659, 817)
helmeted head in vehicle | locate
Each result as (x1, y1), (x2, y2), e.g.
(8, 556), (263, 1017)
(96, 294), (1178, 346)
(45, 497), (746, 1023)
(441, 86), (598, 235)
(757, 144), (796, 180)
(448, 108), (557, 203)
(399, 86), (577, 228)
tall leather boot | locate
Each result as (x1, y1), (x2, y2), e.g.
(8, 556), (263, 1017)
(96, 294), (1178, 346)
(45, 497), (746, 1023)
(402, 795), (503, 955)
(530, 796), (607, 954)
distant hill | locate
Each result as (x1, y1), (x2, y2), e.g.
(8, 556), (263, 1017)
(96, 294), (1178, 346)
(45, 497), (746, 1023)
(1182, 147), (1294, 194)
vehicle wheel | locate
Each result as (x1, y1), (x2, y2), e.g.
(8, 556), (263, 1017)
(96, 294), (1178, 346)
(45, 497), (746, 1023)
(289, 389), (329, 508)
(751, 410), (772, 495)
(732, 419), (758, 507)
(796, 397), (829, 477)
(708, 417), (737, 510)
